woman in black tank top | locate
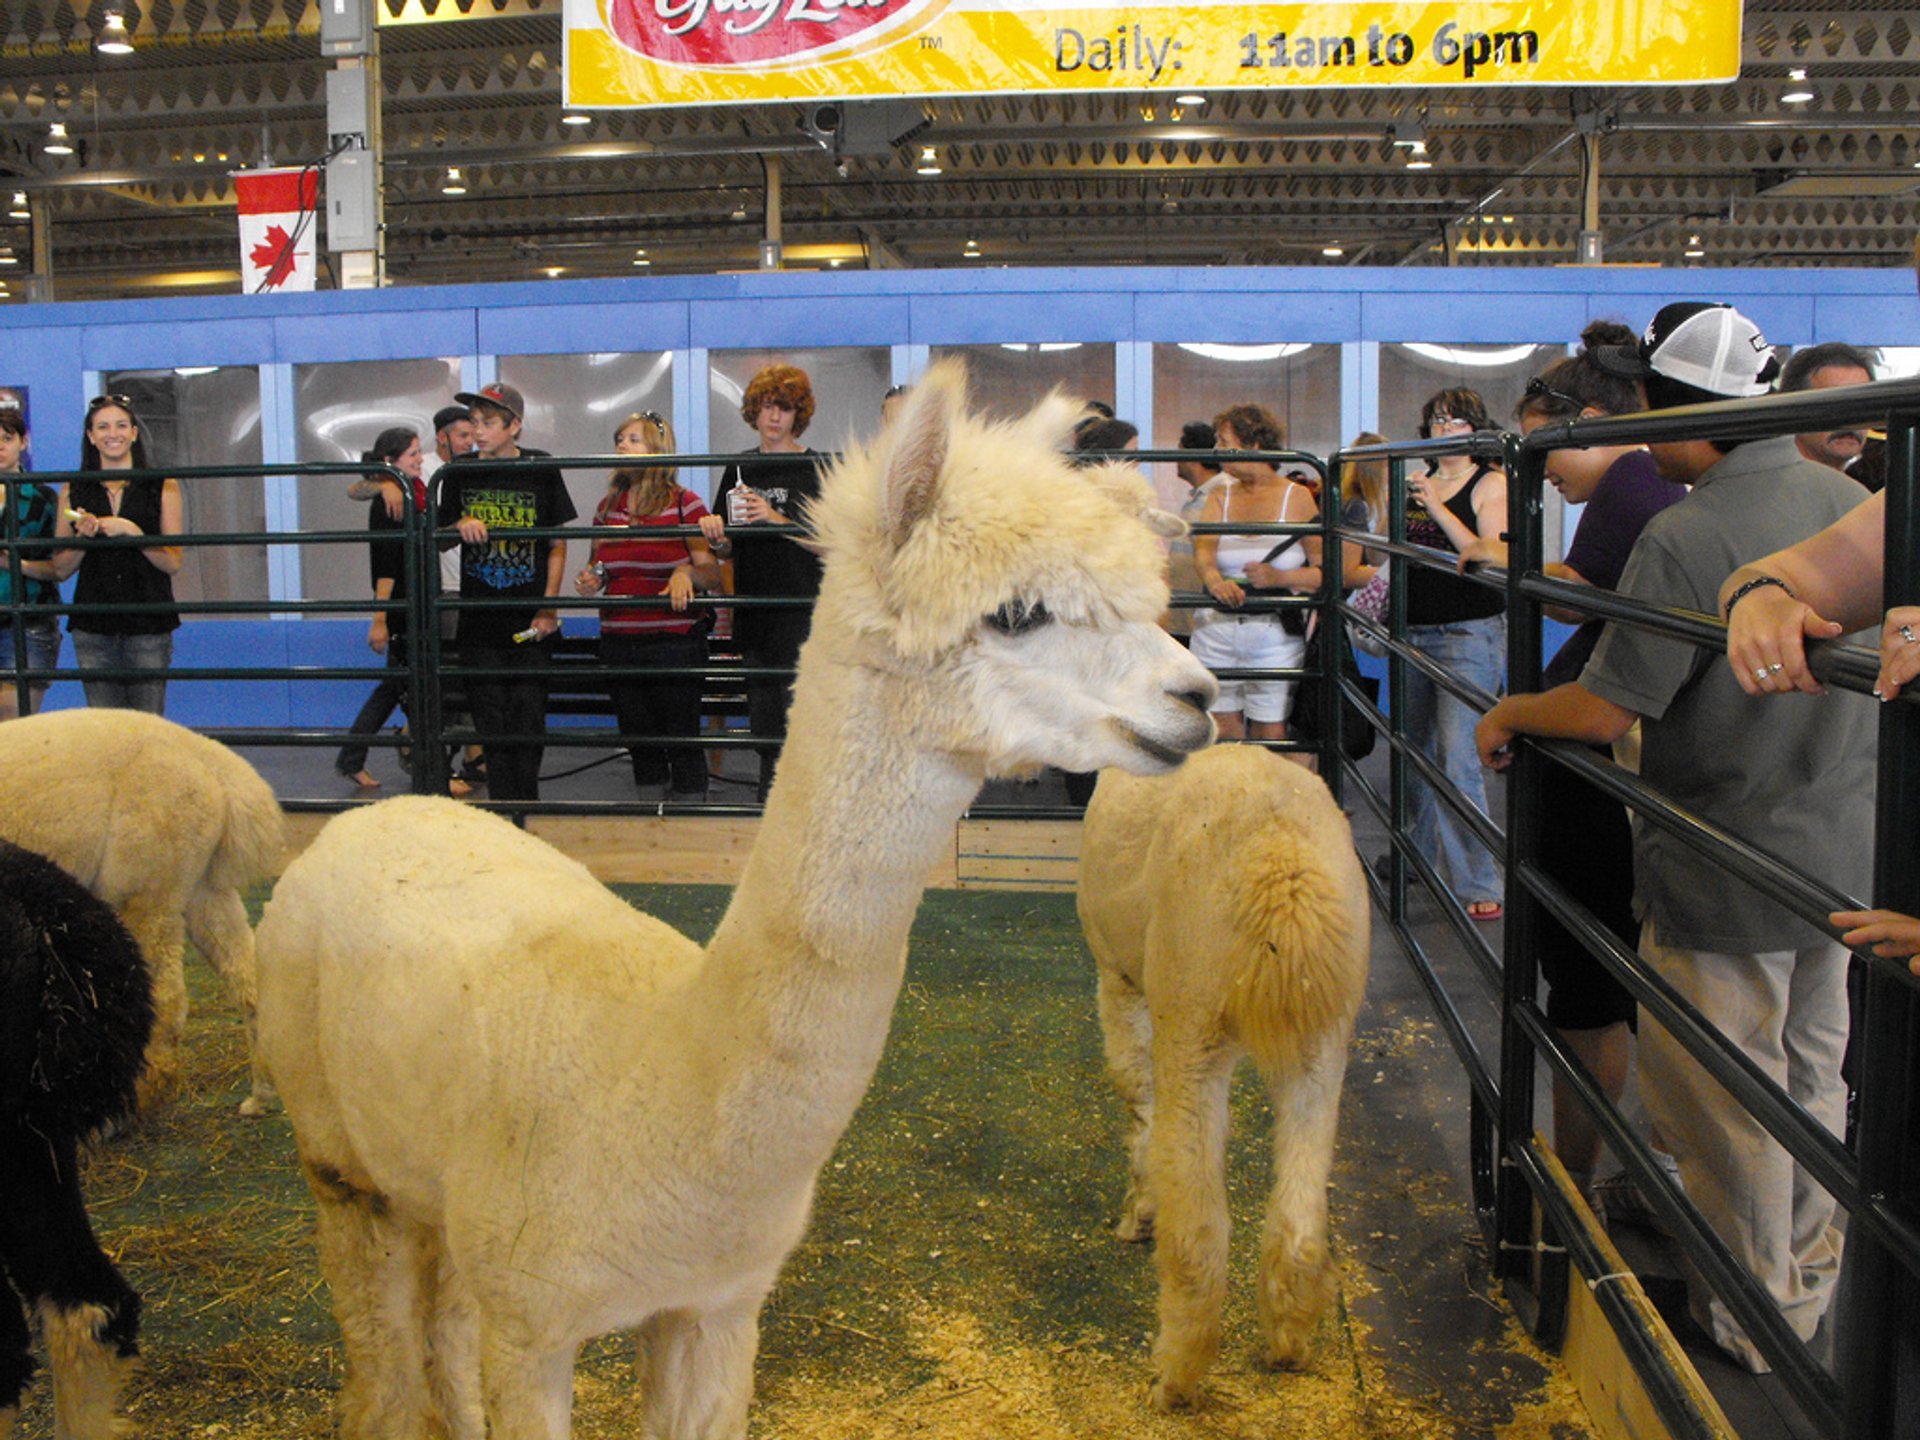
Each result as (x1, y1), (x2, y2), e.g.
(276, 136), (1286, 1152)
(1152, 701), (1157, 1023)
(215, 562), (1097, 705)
(49, 395), (185, 714)
(1399, 388), (1508, 920)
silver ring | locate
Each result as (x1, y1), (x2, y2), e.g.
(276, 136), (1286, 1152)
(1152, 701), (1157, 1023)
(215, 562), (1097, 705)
(1902, 623), (1919, 645)
(1767, 662), (1784, 673)
(1754, 667), (1771, 681)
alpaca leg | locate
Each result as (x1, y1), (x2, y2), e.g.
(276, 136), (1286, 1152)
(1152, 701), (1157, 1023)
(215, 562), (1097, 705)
(634, 1300), (760, 1440)
(1146, 1028), (1237, 1412)
(0, 1132), (139, 1440)
(1256, 1036), (1348, 1370)
(477, 1327), (575, 1440)
(423, 1242), (483, 1440)
(306, 1167), (436, 1440)
(1096, 968), (1156, 1242)
(186, 885), (276, 1117)
(0, 1278), (31, 1439)
(40, 1300), (136, 1440)
(120, 901), (188, 1113)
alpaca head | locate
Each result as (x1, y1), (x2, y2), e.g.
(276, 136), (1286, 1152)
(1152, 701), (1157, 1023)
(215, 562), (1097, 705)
(807, 362), (1217, 777)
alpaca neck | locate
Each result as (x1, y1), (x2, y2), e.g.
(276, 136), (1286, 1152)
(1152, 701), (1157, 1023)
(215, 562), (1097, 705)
(692, 642), (976, 1133)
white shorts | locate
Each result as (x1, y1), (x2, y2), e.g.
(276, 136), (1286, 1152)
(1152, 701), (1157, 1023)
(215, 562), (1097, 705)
(1189, 614), (1306, 724)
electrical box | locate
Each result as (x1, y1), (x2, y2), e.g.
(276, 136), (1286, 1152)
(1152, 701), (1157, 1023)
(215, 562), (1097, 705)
(326, 149), (378, 253)
(319, 0), (373, 57)
(326, 67), (370, 146)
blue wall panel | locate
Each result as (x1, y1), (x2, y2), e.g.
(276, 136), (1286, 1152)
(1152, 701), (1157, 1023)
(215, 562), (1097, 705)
(82, 316), (277, 371)
(691, 295), (910, 349)
(273, 309), (479, 364)
(908, 288), (1131, 344)
(480, 301), (689, 357)
(1361, 289), (1589, 343)
(1134, 289), (1361, 344)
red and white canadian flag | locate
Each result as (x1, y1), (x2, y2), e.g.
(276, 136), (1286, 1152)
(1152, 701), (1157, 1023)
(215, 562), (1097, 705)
(235, 168), (319, 293)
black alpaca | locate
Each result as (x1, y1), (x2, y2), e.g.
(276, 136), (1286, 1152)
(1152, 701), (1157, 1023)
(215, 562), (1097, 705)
(0, 838), (154, 1439)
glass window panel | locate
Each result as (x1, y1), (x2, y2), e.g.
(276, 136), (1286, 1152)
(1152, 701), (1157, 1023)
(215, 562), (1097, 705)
(103, 366), (265, 610)
(707, 347), (891, 487)
(928, 343), (1116, 425)
(1378, 342), (1563, 447)
(1149, 343), (1341, 512)
(292, 357), (462, 604)
(498, 350), (674, 526)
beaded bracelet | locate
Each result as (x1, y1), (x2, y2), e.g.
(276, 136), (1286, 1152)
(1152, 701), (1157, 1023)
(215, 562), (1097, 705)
(1722, 574), (1795, 622)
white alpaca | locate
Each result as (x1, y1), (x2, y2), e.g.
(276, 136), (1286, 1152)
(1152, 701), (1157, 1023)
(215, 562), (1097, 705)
(0, 708), (285, 1116)
(1077, 743), (1370, 1410)
(254, 363), (1219, 1440)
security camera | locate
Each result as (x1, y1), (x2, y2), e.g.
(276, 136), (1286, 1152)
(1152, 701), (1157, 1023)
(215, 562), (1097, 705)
(801, 104), (843, 149)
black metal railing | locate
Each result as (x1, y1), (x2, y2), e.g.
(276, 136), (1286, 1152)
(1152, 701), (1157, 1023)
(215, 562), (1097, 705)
(1328, 375), (1920, 1440)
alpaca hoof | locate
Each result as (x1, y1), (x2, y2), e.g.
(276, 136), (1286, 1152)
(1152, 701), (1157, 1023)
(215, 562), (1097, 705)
(1261, 1334), (1315, 1372)
(1114, 1212), (1154, 1244)
(1150, 1376), (1203, 1413)
(236, 1094), (277, 1119)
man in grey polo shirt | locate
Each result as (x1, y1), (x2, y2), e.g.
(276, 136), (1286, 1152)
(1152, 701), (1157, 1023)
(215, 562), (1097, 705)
(1475, 301), (1875, 1373)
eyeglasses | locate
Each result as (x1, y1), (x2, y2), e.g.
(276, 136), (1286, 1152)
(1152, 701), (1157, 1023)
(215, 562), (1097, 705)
(1428, 414), (1474, 431)
(1523, 376), (1587, 413)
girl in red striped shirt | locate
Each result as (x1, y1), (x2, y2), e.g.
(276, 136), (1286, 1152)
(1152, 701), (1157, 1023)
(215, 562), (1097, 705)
(575, 412), (722, 800)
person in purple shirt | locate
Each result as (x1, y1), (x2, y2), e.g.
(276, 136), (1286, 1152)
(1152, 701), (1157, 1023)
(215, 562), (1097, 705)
(1458, 320), (1688, 1205)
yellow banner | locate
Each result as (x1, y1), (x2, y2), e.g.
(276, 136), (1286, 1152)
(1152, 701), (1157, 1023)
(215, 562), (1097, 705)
(564, 0), (1741, 107)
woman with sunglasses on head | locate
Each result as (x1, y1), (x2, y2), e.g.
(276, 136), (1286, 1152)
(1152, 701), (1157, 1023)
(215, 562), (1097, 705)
(576, 411), (722, 801)
(1467, 323), (1688, 1205)
(331, 426), (472, 796)
(49, 394), (183, 714)
(0, 407), (64, 720)
(1397, 386), (1507, 919)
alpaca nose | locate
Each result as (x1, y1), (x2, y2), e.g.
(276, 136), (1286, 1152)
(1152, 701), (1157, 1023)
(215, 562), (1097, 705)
(1175, 684), (1216, 716)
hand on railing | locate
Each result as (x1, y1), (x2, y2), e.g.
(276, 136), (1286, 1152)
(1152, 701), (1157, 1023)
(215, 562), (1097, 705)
(1830, 908), (1920, 977)
(1725, 581), (1843, 697)
(1874, 605), (1920, 702)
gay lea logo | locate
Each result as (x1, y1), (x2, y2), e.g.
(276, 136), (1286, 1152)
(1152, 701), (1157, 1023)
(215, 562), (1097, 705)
(609, 0), (930, 65)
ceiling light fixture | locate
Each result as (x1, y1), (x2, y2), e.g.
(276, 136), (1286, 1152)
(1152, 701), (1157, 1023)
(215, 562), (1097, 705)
(98, 12), (134, 53)
(1684, 234), (1706, 258)
(1175, 92), (1206, 107)
(441, 166), (467, 195)
(544, 266), (564, 278)
(8, 192), (27, 219)
(0, 248), (16, 266)
(45, 122), (74, 156)
(1404, 140), (1432, 170)
(1782, 67), (1814, 104)
(561, 111), (591, 126)
(730, 204), (747, 220)
(1321, 245), (1343, 258)
(963, 238), (982, 257)
(916, 145), (942, 176)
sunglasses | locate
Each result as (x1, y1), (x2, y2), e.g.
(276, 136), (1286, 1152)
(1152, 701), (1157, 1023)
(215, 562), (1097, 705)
(87, 393), (134, 413)
(1523, 376), (1586, 412)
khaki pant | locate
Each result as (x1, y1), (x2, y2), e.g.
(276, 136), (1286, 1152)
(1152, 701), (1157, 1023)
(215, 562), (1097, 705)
(1638, 921), (1849, 1372)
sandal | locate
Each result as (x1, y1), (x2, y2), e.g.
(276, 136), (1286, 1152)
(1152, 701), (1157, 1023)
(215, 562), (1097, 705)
(341, 769), (381, 791)
(1468, 900), (1504, 922)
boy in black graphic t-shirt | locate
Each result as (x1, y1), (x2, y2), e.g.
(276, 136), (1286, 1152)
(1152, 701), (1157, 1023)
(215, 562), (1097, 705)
(438, 382), (576, 803)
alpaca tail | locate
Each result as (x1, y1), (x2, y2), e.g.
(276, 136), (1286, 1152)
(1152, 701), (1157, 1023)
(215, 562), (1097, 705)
(202, 744), (288, 896)
(1220, 824), (1369, 1077)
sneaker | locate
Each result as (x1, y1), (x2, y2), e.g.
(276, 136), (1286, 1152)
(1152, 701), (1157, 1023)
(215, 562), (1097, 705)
(1594, 1149), (1683, 1236)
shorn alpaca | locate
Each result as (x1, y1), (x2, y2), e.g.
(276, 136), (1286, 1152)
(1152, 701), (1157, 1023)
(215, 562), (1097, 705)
(1078, 743), (1370, 1410)
(0, 709), (286, 1117)
(0, 838), (154, 1440)
(255, 362), (1219, 1440)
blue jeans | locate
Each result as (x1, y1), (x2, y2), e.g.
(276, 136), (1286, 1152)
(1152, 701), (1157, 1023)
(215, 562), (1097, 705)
(70, 629), (174, 714)
(0, 617), (61, 714)
(1403, 616), (1504, 903)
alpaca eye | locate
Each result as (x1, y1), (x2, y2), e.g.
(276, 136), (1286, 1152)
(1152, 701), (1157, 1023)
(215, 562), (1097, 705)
(983, 598), (1052, 636)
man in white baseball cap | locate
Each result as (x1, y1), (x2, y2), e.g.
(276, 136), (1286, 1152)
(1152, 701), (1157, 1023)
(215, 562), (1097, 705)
(1476, 299), (1874, 1373)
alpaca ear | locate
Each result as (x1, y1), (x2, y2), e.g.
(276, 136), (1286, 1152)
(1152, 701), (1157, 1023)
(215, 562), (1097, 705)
(1141, 507), (1186, 541)
(882, 364), (962, 548)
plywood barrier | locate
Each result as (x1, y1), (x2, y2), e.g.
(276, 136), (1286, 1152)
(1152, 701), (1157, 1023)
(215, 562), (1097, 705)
(273, 810), (1085, 892)
(1549, 1163), (1738, 1440)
